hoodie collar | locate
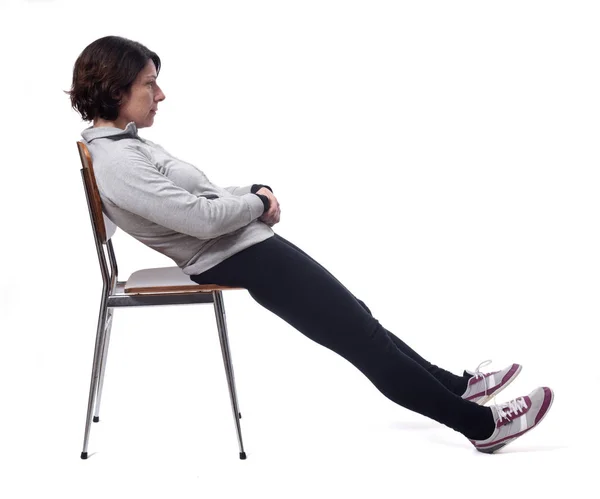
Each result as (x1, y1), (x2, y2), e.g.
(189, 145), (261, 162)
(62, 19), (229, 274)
(81, 122), (140, 142)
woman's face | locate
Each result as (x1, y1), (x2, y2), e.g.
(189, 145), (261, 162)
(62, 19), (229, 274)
(118, 59), (165, 128)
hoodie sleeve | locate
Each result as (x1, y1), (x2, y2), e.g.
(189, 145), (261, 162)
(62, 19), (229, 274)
(224, 184), (273, 196)
(96, 145), (266, 240)
(223, 185), (253, 196)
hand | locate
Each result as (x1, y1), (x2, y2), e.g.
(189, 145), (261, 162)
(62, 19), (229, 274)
(257, 187), (281, 226)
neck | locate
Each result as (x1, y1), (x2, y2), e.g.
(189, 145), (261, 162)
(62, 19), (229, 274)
(93, 117), (129, 129)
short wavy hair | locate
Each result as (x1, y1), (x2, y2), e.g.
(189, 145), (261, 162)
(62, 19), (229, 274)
(68, 36), (161, 122)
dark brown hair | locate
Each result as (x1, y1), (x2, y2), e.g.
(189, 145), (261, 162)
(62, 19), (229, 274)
(68, 36), (161, 121)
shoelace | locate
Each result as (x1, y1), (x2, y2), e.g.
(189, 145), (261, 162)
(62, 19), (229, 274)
(468, 359), (493, 395)
(493, 397), (528, 424)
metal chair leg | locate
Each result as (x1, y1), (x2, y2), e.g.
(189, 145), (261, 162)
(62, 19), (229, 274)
(93, 307), (114, 423)
(81, 290), (110, 459)
(212, 291), (247, 460)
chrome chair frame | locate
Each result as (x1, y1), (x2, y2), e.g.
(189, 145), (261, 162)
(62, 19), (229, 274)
(77, 142), (247, 460)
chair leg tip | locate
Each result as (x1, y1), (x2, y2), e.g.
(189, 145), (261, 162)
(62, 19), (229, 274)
(81, 452), (88, 460)
(239, 452), (247, 460)
(93, 416), (100, 423)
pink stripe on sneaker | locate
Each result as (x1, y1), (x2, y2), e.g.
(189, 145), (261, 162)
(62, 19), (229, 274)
(535, 387), (553, 424)
(475, 424), (532, 448)
(468, 372), (493, 387)
(500, 364), (520, 384)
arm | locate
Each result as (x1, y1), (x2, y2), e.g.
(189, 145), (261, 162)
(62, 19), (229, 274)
(97, 146), (266, 240)
(146, 139), (272, 198)
(224, 184), (273, 196)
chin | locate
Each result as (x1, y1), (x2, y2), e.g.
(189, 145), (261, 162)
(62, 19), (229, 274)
(136, 119), (154, 129)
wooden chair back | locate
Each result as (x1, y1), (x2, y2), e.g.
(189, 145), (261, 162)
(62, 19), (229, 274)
(77, 141), (117, 243)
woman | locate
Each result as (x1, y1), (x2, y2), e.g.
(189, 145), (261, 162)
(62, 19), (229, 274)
(69, 35), (554, 454)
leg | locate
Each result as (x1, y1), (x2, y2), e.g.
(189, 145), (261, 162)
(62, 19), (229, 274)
(81, 290), (110, 459)
(273, 234), (469, 396)
(192, 236), (493, 440)
(212, 291), (246, 459)
(378, 326), (470, 396)
(93, 307), (114, 423)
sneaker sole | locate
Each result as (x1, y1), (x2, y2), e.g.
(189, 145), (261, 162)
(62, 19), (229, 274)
(475, 364), (523, 406)
(476, 387), (554, 454)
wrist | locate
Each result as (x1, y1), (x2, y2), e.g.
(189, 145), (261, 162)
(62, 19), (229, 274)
(255, 193), (271, 213)
(251, 184), (273, 194)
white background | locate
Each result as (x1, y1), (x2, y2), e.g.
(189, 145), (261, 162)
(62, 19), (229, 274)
(0, 0), (598, 497)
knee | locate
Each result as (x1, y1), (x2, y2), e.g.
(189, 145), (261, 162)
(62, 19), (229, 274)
(356, 298), (372, 315)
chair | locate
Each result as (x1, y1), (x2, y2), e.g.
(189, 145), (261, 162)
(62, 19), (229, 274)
(76, 141), (248, 460)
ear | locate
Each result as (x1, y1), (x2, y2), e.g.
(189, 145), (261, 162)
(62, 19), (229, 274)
(112, 87), (128, 105)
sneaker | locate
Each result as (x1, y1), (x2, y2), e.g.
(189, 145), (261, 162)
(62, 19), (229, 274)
(470, 386), (554, 454)
(461, 360), (522, 405)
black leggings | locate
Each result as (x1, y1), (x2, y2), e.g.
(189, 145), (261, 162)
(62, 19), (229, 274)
(191, 234), (493, 440)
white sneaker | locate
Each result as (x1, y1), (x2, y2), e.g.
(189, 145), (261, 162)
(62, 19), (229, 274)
(470, 387), (554, 454)
(461, 360), (522, 405)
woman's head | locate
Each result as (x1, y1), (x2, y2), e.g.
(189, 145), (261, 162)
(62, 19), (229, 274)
(69, 36), (165, 128)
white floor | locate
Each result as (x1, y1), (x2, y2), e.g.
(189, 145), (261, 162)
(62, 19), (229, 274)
(0, 285), (594, 498)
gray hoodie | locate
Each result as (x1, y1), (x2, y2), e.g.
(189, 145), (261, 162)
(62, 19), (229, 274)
(81, 122), (274, 275)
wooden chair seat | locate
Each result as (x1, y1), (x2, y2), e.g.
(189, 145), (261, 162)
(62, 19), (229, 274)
(124, 266), (241, 294)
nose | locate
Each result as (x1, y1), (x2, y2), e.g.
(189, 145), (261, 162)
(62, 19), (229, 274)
(155, 84), (166, 102)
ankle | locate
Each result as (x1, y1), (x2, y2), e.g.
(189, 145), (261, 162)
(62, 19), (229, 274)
(457, 371), (471, 396)
(466, 407), (495, 441)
